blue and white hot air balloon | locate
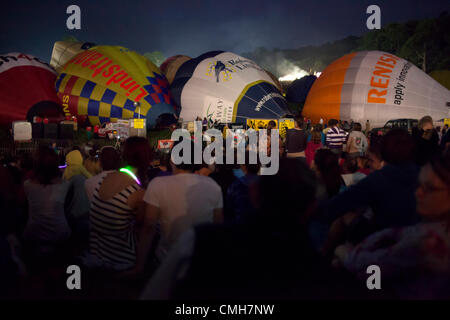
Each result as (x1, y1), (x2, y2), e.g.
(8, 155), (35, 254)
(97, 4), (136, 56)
(170, 51), (292, 124)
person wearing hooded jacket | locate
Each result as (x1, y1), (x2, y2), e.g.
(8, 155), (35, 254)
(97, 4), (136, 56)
(63, 149), (92, 180)
(63, 149), (92, 247)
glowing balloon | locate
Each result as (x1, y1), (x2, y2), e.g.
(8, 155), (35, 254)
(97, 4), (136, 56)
(160, 55), (191, 85)
(170, 51), (291, 124)
(55, 45), (178, 127)
(0, 53), (64, 124)
(50, 41), (96, 73)
(303, 51), (450, 127)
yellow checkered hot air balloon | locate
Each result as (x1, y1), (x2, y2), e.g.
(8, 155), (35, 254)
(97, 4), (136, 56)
(55, 45), (178, 127)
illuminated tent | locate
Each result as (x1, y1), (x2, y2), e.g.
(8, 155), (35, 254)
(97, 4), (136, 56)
(303, 51), (450, 126)
(170, 51), (291, 124)
(55, 45), (179, 127)
(0, 52), (64, 124)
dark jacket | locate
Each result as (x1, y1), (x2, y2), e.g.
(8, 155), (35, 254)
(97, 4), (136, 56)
(319, 163), (421, 230)
(441, 130), (450, 151)
(413, 129), (440, 166)
(285, 128), (307, 153)
(225, 174), (258, 225)
(172, 223), (366, 299)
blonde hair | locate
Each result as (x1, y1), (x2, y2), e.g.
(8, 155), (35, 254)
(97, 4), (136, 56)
(418, 116), (433, 130)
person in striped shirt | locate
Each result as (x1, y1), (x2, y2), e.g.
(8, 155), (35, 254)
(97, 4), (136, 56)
(326, 119), (348, 155)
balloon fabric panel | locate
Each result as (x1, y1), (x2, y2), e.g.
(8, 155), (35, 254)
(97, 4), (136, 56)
(0, 53), (61, 124)
(170, 51), (291, 124)
(55, 46), (177, 127)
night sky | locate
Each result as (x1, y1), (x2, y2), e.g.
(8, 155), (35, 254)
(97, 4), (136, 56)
(1, 0), (449, 62)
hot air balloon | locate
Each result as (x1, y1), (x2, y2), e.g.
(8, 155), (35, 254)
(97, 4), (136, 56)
(0, 52), (64, 125)
(160, 55), (191, 85)
(170, 51), (291, 124)
(50, 41), (96, 73)
(285, 75), (317, 104)
(265, 70), (284, 94)
(303, 51), (450, 127)
(55, 45), (178, 127)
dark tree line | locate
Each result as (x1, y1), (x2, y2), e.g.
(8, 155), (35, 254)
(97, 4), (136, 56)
(357, 11), (450, 73)
(244, 12), (450, 77)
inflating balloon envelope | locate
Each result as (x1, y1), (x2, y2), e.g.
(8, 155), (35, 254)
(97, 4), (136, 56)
(55, 45), (178, 127)
(0, 52), (64, 125)
(302, 51), (450, 126)
(170, 51), (292, 124)
(285, 75), (317, 104)
(160, 55), (191, 85)
(50, 40), (96, 73)
(265, 69), (284, 93)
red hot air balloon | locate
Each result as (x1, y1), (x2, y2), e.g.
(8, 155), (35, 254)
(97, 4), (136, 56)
(0, 52), (65, 125)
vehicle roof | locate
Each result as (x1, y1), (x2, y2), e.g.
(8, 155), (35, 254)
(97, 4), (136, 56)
(386, 118), (418, 121)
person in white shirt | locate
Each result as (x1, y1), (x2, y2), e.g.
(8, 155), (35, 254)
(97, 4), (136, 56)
(346, 122), (368, 158)
(84, 146), (121, 203)
(129, 140), (223, 275)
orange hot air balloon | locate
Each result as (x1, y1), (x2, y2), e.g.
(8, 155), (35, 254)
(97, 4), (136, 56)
(303, 51), (450, 127)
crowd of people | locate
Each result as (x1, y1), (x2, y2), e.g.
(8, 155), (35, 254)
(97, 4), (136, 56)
(0, 114), (449, 299)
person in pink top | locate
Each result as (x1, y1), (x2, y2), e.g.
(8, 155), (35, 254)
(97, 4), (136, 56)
(305, 124), (323, 167)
